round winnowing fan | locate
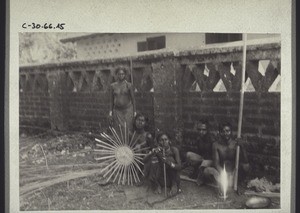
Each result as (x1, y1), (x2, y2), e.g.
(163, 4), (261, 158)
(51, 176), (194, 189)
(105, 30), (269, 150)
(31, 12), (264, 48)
(94, 123), (148, 185)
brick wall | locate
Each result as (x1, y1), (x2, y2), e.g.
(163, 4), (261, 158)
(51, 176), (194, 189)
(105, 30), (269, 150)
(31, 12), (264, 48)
(19, 92), (51, 128)
(55, 92), (154, 132)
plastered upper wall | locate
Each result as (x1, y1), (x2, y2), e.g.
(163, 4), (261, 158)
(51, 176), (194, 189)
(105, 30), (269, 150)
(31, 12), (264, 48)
(71, 33), (280, 60)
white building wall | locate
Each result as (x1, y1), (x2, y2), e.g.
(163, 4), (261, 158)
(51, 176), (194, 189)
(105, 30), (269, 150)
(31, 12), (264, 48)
(247, 33), (280, 40)
(73, 33), (279, 60)
(165, 33), (206, 50)
(121, 33), (167, 55)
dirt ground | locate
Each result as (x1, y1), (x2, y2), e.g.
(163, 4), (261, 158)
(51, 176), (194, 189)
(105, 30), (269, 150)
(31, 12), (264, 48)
(19, 131), (280, 211)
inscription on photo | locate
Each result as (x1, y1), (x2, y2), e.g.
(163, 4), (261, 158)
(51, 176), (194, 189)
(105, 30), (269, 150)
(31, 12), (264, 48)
(22, 23), (65, 30)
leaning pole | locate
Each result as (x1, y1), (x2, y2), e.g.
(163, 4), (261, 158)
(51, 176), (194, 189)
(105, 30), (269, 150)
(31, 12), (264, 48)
(234, 33), (247, 191)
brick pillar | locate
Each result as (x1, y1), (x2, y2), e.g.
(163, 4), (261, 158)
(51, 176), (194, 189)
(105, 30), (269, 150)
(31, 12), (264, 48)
(47, 70), (68, 130)
(152, 58), (183, 134)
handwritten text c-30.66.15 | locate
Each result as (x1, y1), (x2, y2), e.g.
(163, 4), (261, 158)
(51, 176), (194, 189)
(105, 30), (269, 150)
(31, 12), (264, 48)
(22, 23), (65, 30)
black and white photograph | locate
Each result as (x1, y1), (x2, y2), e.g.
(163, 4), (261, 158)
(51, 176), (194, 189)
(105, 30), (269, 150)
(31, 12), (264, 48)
(18, 32), (281, 210)
(7, 0), (293, 212)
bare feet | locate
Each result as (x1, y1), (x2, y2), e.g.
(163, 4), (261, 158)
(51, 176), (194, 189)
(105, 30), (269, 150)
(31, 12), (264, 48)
(217, 188), (228, 199)
(154, 185), (162, 194)
(196, 177), (204, 186)
(169, 186), (178, 196)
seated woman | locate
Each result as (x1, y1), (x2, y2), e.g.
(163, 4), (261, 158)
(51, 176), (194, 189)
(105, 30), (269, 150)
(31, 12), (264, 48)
(143, 132), (182, 196)
(131, 113), (151, 152)
(130, 113), (155, 186)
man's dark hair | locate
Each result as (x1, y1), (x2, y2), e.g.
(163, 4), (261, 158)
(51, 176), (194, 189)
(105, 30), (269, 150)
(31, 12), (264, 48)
(218, 121), (232, 132)
(156, 132), (171, 143)
(133, 113), (149, 131)
(115, 66), (128, 75)
(198, 119), (209, 128)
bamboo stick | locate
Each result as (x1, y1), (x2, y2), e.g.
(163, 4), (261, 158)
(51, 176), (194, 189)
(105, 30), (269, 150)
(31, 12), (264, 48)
(118, 165), (125, 185)
(100, 135), (119, 149)
(112, 165), (123, 183)
(122, 166), (127, 185)
(127, 165), (130, 185)
(129, 165), (133, 185)
(109, 127), (123, 145)
(106, 163), (121, 183)
(133, 146), (150, 152)
(102, 161), (117, 175)
(101, 133), (120, 148)
(102, 160), (118, 177)
(133, 153), (147, 156)
(121, 166), (126, 184)
(127, 123), (130, 146)
(130, 57), (134, 85)
(163, 148), (167, 197)
(124, 122), (127, 144)
(95, 138), (116, 150)
(132, 159), (144, 176)
(133, 156), (145, 166)
(132, 164), (140, 182)
(39, 144), (49, 170)
(134, 155), (144, 160)
(234, 33), (247, 191)
(130, 164), (138, 183)
(130, 135), (142, 148)
(93, 149), (114, 154)
(95, 143), (115, 151)
(94, 155), (116, 161)
(119, 124), (125, 145)
(128, 131), (136, 147)
(107, 127), (121, 146)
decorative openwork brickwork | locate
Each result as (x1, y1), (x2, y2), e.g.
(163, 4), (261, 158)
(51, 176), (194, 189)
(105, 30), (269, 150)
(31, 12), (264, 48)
(64, 69), (114, 92)
(181, 59), (280, 93)
(190, 63), (221, 91)
(19, 72), (49, 92)
(34, 73), (48, 92)
(19, 74), (26, 92)
(132, 66), (153, 92)
(95, 69), (111, 92)
(246, 60), (280, 92)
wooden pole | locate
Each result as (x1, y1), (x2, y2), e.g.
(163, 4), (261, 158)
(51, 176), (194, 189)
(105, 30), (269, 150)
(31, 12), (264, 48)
(163, 148), (167, 197)
(130, 57), (133, 84)
(39, 144), (49, 170)
(234, 33), (247, 191)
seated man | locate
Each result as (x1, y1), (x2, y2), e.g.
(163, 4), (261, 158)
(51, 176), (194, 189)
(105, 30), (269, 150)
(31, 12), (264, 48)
(204, 122), (250, 195)
(143, 132), (182, 196)
(185, 120), (214, 184)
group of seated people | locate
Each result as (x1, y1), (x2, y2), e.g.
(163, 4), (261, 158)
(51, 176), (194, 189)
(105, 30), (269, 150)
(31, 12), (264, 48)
(126, 113), (250, 197)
